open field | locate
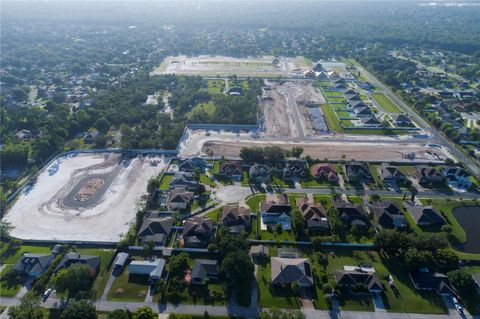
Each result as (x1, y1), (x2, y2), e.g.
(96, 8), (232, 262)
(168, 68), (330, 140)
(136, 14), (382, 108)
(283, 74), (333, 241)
(372, 93), (402, 113)
(152, 55), (311, 77)
(4, 153), (167, 242)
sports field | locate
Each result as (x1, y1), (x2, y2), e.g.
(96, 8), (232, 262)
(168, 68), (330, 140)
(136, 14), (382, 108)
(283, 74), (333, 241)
(152, 55), (311, 77)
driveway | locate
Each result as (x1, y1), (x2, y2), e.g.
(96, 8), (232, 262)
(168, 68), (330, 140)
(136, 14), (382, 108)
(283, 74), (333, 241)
(100, 269), (116, 301)
(373, 293), (386, 312)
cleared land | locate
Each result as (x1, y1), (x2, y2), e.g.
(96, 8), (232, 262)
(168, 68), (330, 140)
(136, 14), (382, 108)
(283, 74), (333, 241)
(152, 55), (311, 77)
(5, 153), (167, 242)
(261, 81), (297, 137)
(372, 93), (402, 113)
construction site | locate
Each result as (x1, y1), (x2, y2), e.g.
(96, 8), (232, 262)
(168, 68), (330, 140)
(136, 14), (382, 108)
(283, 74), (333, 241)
(4, 152), (167, 242)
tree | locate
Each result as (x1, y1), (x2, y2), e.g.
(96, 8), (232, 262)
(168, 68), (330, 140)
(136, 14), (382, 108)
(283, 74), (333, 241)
(216, 231), (249, 256)
(0, 220), (14, 238)
(403, 248), (434, 270)
(435, 248), (460, 271)
(221, 251), (254, 285)
(448, 269), (475, 291)
(93, 117), (111, 133)
(143, 240), (155, 258)
(291, 147), (304, 159)
(60, 300), (97, 319)
(107, 309), (130, 319)
(168, 253), (189, 278)
(292, 210), (305, 238)
(8, 293), (43, 319)
(135, 306), (157, 319)
(55, 263), (94, 294)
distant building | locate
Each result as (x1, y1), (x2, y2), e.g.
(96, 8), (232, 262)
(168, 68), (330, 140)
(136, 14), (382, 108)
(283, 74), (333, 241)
(221, 205), (251, 233)
(167, 188), (194, 209)
(391, 114), (413, 127)
(249, 164), (271, 184)
(370, 201), (408, 229)
(113, 253), (129, 274)
(178, 158), (206, 173)
(409, 271), (455, 295)
(15, 129), (32, 141)
(169, 172), (200, 191)
(414, 166), (444, 185)
(345, 162), (373, 183)
(333, 196), (368, 227)
(282, 160), (307, 179)
(379, 165), (406, 183)
(444, 166), (471, 189)
(250, 245), (268, 259)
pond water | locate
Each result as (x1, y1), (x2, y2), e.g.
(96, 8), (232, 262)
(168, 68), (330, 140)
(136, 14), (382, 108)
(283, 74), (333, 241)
(453, 206), (480, 254)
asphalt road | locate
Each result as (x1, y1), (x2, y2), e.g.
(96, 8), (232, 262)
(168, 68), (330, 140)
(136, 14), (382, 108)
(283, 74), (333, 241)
(352, 61), (480, 176)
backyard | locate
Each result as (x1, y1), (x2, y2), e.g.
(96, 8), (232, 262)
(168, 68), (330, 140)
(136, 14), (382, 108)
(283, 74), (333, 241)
(371, 93), (402, 113)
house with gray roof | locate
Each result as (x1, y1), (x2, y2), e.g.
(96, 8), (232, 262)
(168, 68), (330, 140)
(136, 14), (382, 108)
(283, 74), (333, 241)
(334, 266), (383, 293)
(250, 245), (268, 260)
(345, 162), (373, 183)
(190, 259), (219, 285)
(221, 205), (251, 232)
(167, 188), (194, 209)
(249, 164), (271, 184)
(295, 197), (329, 232)
(391, 114), (413, 127)
(409, 270), (455, 296)
(414, 166), (444, 185)
(404, 201), (446, 226)
(169, 172), (200, 191)
(379, 165), (406, 183)
(55, 252), (101, 273)
(128, 258), (165, 282)
(113, 252), (130, 275)
(271, 257), (314, 287)
(138, 217), (173, 246)
(178, 157), (206, 173)
(13, 254), (53, 278)
(371, 201), (408, 229)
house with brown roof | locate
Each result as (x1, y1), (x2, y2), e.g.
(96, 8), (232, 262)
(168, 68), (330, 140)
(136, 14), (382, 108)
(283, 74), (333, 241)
(221, 205), (251, 233)
(334, 266), (383, 293)
(260, 194), (292, 230)
(333, 196), (368, 228)
(379, 165), (406, 183)
(295, 197), (329, 231)
(310, 163), (339, 184)
(182, 217), (214, 248)
(138, 217), (173, 246)
(167, 188), (194, 209)
(414, 166), (444, 185)
(218, 161), (243, 181)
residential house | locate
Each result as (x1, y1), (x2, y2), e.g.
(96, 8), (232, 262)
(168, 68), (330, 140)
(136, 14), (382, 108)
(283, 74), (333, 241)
(190, 259), (219, 285)
(178, 158), (206, 173)
(409, 270), (455, 295)
(138, 217), (173, 246)
(391, 114), (413, 127)
(169, 172), (200, 191)
(250, 245), (268, 260)
(260, 194), (292, 230)
(353, 107), (373, 117)
(345, 163), (373, 183)
(227, 87), (243, 96)
(333, 196), (368, 227)
(221, 205), (251, 234)
(283, 160), (307, 179)
(444, 166), (471, 189)
(414, 166), (444, 185)
(346, 94), (361, 102)
(55, 252), (101, 273)
(128, 258), (165, 282)
(360, 116), (380, 126)
(13, 254), (53, 278)
(271, 257), (314, 287)
(334, 266), (383, 293)
(167, 188), (194, 209)
(379, 165), (406, 183)
(404, 201), (446, 226)
(182, 217), (214, 248)
(218, 161), (243, 181)
(295, 197), (329, 231)
(15, 129), (32, 141)
(249, 164), (271, 184)
(370, 201), (408, 229)
(113, 252), (129, 274)
(310, 163), (339, 184)
(349, 100), (368, 109)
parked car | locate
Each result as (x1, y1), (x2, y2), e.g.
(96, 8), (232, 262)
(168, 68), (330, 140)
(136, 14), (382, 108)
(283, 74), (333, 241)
(43, 288), (52, 301)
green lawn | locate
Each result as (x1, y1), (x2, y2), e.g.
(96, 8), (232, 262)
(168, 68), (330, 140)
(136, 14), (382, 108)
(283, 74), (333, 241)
(206, 206), (223, 222)
(321, 104), (343, 133)
(324, 91), (344, 97)
(371, 93), (402, 113)
(327, 97), (346, 103)
(260, 229), (296, 242)
(245, 194), (266, 213)
(1, 244), (51, 264)
(107, 270), (149, 302)
(77, 248), (115, 298)
(199, 173), (217, 187)
(188, 101), (216, 117)
(207, 79), (225, 94)
(159, 174), (173, 190)
(0, 264), (22, 297)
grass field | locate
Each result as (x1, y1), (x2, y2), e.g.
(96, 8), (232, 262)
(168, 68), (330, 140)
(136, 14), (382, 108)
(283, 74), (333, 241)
(107, 271), (149, 302)
(199, 173), (217, 187)
(77, 248), (115, 298)
(188, 101), (216, 117)
(372, 93), (402, 113)
(245, 194), (266, 212)
(1, 244), (52, 264)
(207, 80), (225, 94)
(159, 174), (173, 190)
(0, 264), (22, 297)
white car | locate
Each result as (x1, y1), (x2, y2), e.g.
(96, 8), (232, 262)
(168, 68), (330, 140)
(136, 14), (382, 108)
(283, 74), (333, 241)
(42, 288), (52, 301)
(455, 303), (464, 314)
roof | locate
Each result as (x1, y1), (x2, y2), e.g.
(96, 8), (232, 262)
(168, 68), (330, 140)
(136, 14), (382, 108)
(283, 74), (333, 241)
(169, 172), (199, 187)
(295, 197), (327, 220)
(219, 161), (243, 176)
(128, 258), (165, 279)
(182, 217), (214, 247)
(114, 253), (130, 268)
(178, 158), (205, 172)
(250, 245), (268, 256)
(334, 268), (383, 291)
(249, 164), (270, 179)
(260, 194), (291, 215)
(310, 163), (338, 181)
(391, 114), (412, 124)
(409, 271), (454, 294)
(191, 259), (219, 281)
(404, 201), (446, 225)
(167, 189), (194, 203)
(380, 165), (406, 180)
(271, 257), (314, 286)
(138, 217), (173, 245)
(360, 116), (380, 125)
(55, 252), (101, 272)
(13, 253), (53, 276)
(221, 206), (251, 226)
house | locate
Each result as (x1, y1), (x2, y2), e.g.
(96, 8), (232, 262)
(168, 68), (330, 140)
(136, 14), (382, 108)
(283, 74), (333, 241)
(310, 163), (339, 184)
(404, 201), (446, 226)
(409, 271), (455, 295)
(313, 63), (324, 72)
(250, 245), (268, 259)
(271, 257), (314, 287)
(349, 100), (368, 109)
(169, 172), (200, 191)
(190, 259), (219, 285)
(218, 161), (243, 181)
(345, 94), (361, 102)
(379, 165), (406, 183)
(345, 162), (373, 183)
(55, 252), (101, 273)
(15, 129), (32, 141)
(13, 254), (53, 278)
(178, 158), (206, 173)
(249, 164), (271, 184)
(128, 258), (165, 282)
(138, 217), (173, 246)
(414, 166), (444, 185)
(391, 114), (413, 127)
(353, 107), (373, 117)
(226, 87), (243, 96)
(113, 253), (129, 274)
(444, 166), (471, 189)
(182, 217), (214, 248)
(167, 188), (194, 209)
(332, 82), (346, 90)
(51, 244), (63, 256)
(221, 205), (251, 233)
(360, 116), (380, 126)
(282, 160), (307, 179)
(295, 197), (329, 231)
(333, 196), (368, 227)
(334, 266), (383, 293)
(371, 201), (408, 229)
(260, 194), (292, 230)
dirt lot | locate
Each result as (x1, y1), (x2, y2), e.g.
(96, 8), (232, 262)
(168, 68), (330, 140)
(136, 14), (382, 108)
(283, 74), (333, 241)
(152, 55), (311, 77)
(202, 140), (446, 162)
(261, 81), (296, 137)
(5, 153), (167, 242)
